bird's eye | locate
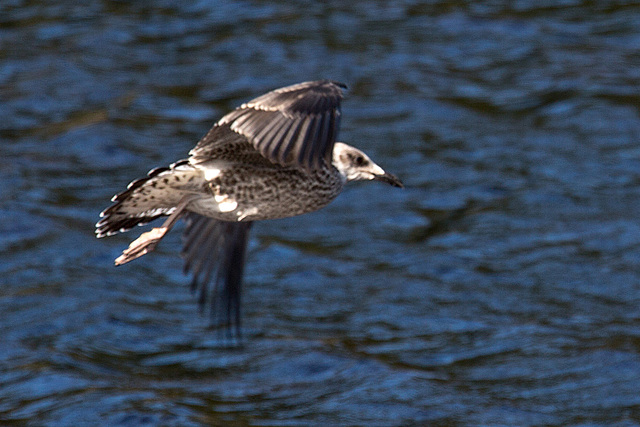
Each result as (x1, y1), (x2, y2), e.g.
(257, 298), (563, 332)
(354, 155), (365, 166)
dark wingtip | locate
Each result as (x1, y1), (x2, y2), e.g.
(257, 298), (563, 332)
(328, 80), (348, 90)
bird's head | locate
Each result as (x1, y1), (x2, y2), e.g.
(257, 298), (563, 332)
(332, 142), (403, 188)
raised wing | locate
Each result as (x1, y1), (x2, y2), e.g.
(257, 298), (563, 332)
(190, 80), (346, 171)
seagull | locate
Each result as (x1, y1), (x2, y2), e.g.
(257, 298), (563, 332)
(96, 80), (403, 337)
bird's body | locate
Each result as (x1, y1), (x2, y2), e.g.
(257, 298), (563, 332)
(96, 80), (402, 336)
(98, 137), (345, 228)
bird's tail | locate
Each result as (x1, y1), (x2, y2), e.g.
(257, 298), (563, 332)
(95, 160), (201, 238)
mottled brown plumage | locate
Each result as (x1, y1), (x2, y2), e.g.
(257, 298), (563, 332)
(96, 80), (402, 337)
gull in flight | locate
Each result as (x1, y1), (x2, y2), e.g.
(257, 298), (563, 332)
(96, 80), (403, 337)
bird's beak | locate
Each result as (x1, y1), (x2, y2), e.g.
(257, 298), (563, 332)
(373, 171), (404, 188)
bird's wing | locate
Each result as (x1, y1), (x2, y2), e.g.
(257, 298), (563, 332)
(189, 80), (346, 171)
(181, 212), (253, 337)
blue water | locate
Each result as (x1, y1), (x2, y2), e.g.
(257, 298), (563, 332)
(2, 1), (640, 425)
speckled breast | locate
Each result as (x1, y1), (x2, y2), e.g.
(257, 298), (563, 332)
(187, 164), (346, 222)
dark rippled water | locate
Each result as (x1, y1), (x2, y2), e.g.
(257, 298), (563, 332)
(3, 1), (640, 425)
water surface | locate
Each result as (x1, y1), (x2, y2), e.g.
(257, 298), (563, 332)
(2, 0), (640, 425)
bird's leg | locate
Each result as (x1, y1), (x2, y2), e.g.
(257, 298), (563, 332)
(115, 195), (198, 266)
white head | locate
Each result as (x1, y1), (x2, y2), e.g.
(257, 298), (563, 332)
(331, 142), (403, 187)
